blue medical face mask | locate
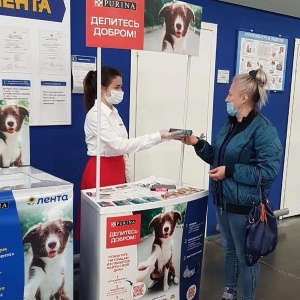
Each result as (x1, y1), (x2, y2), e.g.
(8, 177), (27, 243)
(227, 102), (241, 116)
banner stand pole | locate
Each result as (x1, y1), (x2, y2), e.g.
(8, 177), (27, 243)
(96, 47), (102, 202)
(178, 55), (191, 186)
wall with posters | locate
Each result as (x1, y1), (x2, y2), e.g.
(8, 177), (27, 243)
(0, 0), (71, 126)
(19, 0), (300, 254)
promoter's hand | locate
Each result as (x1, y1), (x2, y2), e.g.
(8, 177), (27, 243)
(209, 166), (226, 181)
(181, 135), (199, 146)
(160, 129), (182, 141)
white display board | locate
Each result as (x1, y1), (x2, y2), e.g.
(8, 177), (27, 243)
(281, 39), (300, 216)
(0, 1), (71, 126)
(129, 22), (217, 189)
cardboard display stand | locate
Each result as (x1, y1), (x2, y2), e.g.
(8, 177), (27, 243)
(0, 166), (73, 300)
(80, 177), (208, 300)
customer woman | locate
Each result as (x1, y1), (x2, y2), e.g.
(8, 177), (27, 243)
(182, 69), (282, 300)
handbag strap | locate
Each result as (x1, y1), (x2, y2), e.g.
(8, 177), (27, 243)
(255, 167), (263, 203)
(255, 167), (269, 222)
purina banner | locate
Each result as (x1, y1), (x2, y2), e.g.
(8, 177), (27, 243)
(100, 197), (208, 300)
(86, 0), (145, 49)
(86, 0), (202, 56)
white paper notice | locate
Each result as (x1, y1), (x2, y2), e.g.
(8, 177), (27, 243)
(39, 30), (67, 75)
(40, 81), (68, 123)
(1, 79), (31, 102)
(217, 70), (230, 83)
(72, 55), (96, 93)
(0, 26), (31, 73)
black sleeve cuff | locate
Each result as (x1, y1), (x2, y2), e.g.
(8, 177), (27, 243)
(194, 138), (205, 151)
(225, 165), (234, 177)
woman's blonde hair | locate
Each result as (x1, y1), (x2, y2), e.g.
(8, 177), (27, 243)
(233, 68), (269, 110)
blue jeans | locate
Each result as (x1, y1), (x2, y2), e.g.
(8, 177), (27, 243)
(215, 205), (260, 300)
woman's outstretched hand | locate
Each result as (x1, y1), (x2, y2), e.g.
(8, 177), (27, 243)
(181, 135), (199, 146)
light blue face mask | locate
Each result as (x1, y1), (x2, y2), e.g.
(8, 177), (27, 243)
(227, 102), (241, 116)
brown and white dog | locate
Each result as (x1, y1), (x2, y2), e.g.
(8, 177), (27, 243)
(23, 219), (73, 300)
(138, 211), (182, 292)
(158, 2), (195, 54)
(0, 105), (29, 167)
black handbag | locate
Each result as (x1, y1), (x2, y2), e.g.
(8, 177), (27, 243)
(244, 168), (278, 267)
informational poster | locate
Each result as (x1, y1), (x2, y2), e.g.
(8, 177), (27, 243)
(0, 26), (31, 73)
(0, 0), (71, 126)
(71, 55), (96, 94)
(39, 30), (67, 75)
(1, 79), (31, 103)
(86, 0), (202, 56)
(39, 81), (68, 123)
(236, 30), (288, 91)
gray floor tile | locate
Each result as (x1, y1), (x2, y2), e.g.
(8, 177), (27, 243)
(74, 216), (300, 300)
(200, 216), (300, 299)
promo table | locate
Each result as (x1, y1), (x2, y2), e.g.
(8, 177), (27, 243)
(80, 177), (208, 300)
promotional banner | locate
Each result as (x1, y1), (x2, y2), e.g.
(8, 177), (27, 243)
(0, 191), (24, 300)
(0, 98), (30, 168)
(100, 197), (207, 300)
(0, 172), (73, 300)
(144, 0), (202, 56)
(86, 0), (202, 56)
(86, 0), (145, 49)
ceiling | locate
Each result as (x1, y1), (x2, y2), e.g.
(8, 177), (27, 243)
(218, 0), (300, 18)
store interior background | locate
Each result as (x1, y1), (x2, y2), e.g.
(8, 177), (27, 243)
(28, 0), (300, 254)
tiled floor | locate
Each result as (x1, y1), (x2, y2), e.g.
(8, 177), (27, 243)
(75, 216), (300, 299)
(199, 216), (300, 299)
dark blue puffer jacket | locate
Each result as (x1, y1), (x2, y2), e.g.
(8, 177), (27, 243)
(194, 110), (282, 213)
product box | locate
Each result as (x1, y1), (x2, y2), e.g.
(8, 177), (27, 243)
(0, 166), (73, 300)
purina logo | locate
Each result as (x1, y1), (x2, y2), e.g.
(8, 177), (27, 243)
(95, 0), (137, 10)
(111, 219), (136, 227)
(0, 202), (9, 209)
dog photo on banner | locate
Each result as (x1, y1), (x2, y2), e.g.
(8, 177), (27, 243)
(144, 0), (202, 55)
(18, 190), (74, 300)
(0, 99), (30, 167)
(136, 204), (186, 296)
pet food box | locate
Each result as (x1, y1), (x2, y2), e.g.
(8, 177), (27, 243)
(80, 176), (208, 300)
(0, 166), (73, 300)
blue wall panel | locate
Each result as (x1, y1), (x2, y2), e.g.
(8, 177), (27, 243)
(29, 0), (300, 252)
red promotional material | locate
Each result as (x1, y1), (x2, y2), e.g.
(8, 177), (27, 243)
(86, 0), (144, 49)
(106, 214), (141, 248)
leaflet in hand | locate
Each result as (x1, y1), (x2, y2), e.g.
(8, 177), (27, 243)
(169, 128), (193, 139)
